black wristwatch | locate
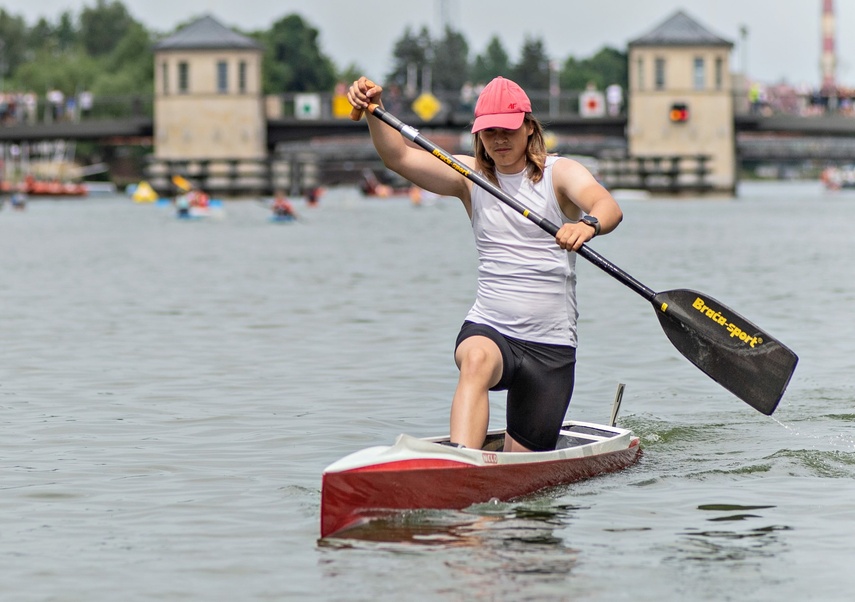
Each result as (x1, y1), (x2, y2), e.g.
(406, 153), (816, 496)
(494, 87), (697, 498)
(580, 215), (600, 237)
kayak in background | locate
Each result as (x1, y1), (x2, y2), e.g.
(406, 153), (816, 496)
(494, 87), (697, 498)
(360, 168), (414, 198)
(9, 175), (88, 197)
(176, 189), (221, 220)
(270, 192), (298, 222)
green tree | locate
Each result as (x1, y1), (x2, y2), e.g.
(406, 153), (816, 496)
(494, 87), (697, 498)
(0, 9), (30, 83)
(79, 0), (135, 57)
(386, 26), (432, 93)
(511, 36), (551, 91)
(55, 12), (79, 53)
(93, 21), (153, 96)
(12, 49), (100, 97)
(8, 4), (150, 104)
(260, 14), (336, 93)
(27, 18), (57, 55)
(589, 46), (627, 89)
(337, 63), (365, 87)
(561, 46), (627, 91)
(471, 36), (510, 84)
(431, 26), (469, 92)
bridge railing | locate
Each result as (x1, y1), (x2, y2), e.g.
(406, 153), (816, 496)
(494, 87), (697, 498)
(266, 89), (619, 122)
(1, 89), (615, 126)
(0, 94), (153, 126)
(1, 86), (852, 128)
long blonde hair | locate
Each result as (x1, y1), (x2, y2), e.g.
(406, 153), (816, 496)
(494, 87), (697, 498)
(473, 115), (548, 187)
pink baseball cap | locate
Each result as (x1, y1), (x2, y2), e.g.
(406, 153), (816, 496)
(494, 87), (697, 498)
(471, 77), (532, 133)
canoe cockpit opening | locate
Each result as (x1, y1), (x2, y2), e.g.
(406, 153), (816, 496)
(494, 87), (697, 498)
(562, 424), (622, 438)
(555, 434), (600, 449)
(431, 420), (625, 453)
(556, 425), (619, 448)
(480, 433), (505, 451)
(437, 427), (615, 453)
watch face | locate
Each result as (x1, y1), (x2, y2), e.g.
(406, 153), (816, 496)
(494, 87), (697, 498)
(581, 215), (600, 235)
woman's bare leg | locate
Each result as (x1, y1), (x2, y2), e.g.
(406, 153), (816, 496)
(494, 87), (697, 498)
(451, 336), (503, 448)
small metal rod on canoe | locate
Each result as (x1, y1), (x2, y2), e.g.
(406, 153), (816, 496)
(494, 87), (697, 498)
(610, 383), (626, 427)
(354, 103), (799, 416)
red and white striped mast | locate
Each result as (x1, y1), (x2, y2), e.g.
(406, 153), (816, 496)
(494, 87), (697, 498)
(821, 0), (837, 90)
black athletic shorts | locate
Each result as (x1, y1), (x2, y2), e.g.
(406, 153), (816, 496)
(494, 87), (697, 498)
(455, 321), (576, 451)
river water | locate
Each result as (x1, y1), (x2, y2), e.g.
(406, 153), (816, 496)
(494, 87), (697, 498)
(1, 180), (853, 601)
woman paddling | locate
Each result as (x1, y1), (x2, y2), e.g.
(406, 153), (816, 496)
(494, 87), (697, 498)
(348, 76), (623, 452)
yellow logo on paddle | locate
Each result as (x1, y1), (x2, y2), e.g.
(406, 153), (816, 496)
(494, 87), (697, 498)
(432, 149), (470, 176)
(692, 297), (763, 348)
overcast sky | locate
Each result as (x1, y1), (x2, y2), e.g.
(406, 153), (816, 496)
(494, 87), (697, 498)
(1, 0), (845, 87)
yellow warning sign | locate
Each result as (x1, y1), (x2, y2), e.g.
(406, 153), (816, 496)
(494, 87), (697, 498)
(332, 94), (352, 119)
(412, 93), (442, 121)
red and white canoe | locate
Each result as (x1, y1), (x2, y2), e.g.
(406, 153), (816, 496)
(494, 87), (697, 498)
(320, 419), (641, 538)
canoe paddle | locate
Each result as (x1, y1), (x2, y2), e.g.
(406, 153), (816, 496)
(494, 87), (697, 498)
(354, 103), (798, 415)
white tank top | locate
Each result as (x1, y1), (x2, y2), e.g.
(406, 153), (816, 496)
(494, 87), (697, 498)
(465, 156), (581, 346)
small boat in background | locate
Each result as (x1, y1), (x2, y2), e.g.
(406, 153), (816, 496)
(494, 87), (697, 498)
(321, 388), (641, 538)
(2, 176), (88, 197)
(9, 192), (27, 210)
(270, 192), (298, 222)
(170, 175), (224, 219)
(269, 213), (296, 223)
(175, 189), (219, 220)
(0, 140), (91, 198)
(306, 186), (323, 207)
(177, 206), (212, 220)
(360, 168), (415, 198)
(821, 165), (855, 190)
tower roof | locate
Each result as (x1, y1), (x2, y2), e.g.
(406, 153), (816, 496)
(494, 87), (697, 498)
(154, 15), (262, 51)
(629, 10), (733, 48)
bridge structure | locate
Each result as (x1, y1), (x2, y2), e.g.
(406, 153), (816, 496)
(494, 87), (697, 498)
(5, 99), (855, 155)
(3, 93), (855, 188)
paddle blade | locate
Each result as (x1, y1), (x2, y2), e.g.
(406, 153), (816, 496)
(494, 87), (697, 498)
(652, 289), (798, 415)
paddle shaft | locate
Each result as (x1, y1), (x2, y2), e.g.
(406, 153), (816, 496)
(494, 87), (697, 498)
(365, 104), (656, 301)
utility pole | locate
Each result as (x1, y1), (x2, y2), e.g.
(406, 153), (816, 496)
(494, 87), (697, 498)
(822, 0), (837, 90)
(739, 25), (749, 77)
(437, 0), (450, 33)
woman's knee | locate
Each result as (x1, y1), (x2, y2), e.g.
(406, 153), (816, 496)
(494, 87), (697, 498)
(457, 338), (502, 384)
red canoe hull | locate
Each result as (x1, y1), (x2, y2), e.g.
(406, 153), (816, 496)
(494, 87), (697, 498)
(321, 439), (641, 538)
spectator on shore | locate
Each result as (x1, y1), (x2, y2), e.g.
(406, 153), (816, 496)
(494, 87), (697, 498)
(46, 89), (64, 121)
